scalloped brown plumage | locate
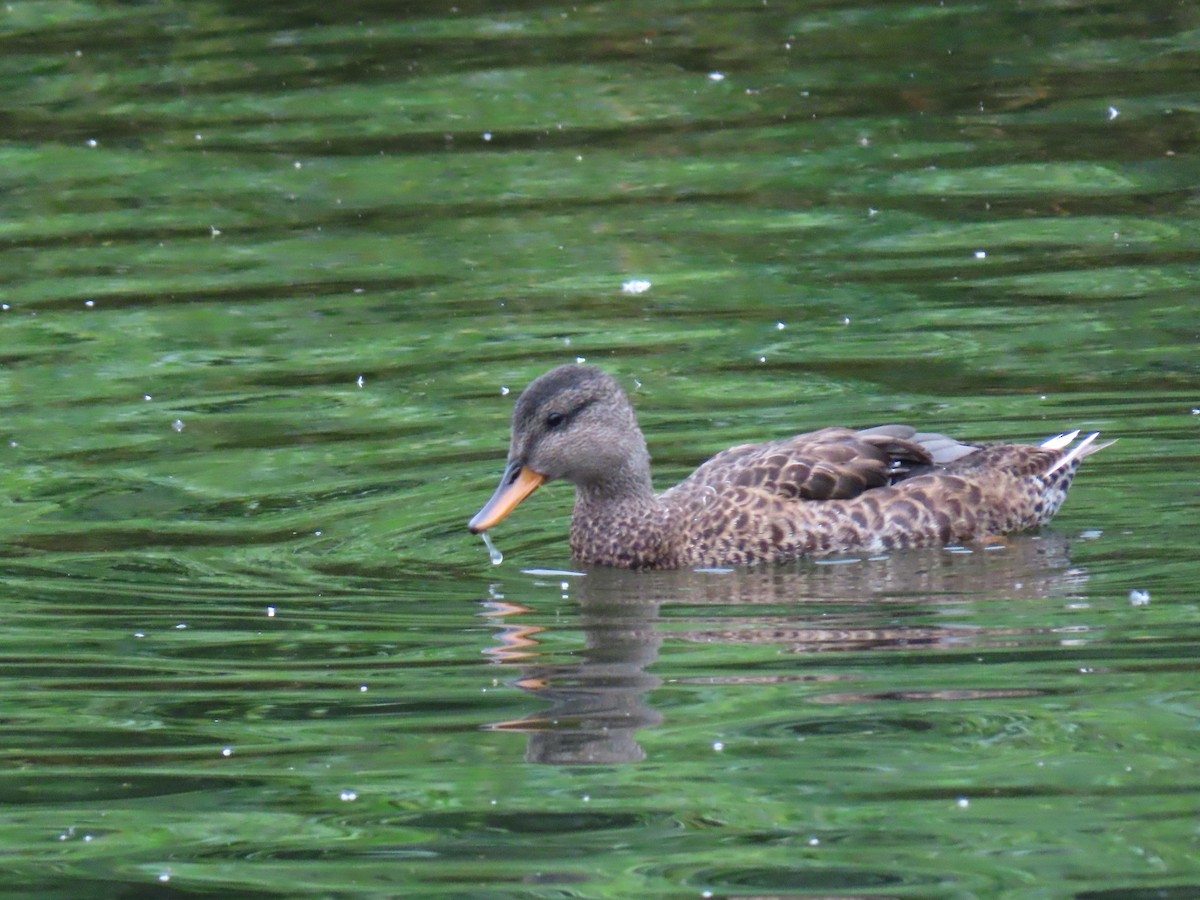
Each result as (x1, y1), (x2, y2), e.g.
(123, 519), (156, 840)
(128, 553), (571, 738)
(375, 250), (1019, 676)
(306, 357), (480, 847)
(468, 365), (1111, 569)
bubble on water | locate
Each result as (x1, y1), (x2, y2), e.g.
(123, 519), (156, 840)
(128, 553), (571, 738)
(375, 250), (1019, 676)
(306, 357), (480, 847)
(481, 531), (503, 566)
(339, 790), (357, 802)
(1129, 589), (1151, 606)
(621, 279), (651, 294)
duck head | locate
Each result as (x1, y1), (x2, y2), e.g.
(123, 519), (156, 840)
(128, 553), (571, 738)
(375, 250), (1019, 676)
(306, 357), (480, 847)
(468, 365), (651, 533)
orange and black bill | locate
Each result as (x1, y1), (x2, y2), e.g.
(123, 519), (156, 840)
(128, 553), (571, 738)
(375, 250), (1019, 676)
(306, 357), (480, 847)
(469, 462), (546, 533)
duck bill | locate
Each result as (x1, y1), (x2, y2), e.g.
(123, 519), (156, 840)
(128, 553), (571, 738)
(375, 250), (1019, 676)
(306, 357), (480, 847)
(469, 463), (546, 533)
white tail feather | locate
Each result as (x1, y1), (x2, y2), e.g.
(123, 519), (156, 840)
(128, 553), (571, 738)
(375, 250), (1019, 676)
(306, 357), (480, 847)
(1044, 431), (1113, 476)
(1040, 430), (1079, 451)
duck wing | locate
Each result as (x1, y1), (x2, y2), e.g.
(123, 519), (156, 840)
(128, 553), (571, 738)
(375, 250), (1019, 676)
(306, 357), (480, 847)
(680, 426), (965, 502)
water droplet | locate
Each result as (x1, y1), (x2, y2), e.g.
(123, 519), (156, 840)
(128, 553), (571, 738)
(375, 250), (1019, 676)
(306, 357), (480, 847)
(481, 531), (503, 566)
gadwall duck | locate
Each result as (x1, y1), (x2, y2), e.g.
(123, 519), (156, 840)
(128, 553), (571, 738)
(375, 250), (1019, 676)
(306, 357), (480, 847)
(468, 365), (1110, 569)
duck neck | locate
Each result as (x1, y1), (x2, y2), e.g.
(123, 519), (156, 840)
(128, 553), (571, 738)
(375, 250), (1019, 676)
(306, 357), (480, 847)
(569, 455), (666, 567)
(575, 465), (656, 515)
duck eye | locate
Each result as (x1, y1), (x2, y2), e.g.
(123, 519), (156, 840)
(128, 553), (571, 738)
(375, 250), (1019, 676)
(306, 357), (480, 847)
(545, 411), (566, 429)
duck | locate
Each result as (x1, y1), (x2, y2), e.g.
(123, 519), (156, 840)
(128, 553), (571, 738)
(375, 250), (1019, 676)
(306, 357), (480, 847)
(468, 364), (1110, 569)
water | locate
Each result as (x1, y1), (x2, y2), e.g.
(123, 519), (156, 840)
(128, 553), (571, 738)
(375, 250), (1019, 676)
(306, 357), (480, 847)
(2, 1), (1198, 896)
(482, 530), (504, 565)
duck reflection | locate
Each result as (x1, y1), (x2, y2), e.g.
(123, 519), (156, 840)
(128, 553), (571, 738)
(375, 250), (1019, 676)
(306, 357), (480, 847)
(481, 535), (1090, 765)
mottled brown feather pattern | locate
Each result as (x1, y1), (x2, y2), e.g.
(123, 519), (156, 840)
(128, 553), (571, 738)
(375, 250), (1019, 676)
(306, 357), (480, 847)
(471, 365), (1109, 570)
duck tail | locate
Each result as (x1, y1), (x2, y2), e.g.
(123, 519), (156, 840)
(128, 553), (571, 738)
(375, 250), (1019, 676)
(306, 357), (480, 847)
(1042, 431), (1115, 476)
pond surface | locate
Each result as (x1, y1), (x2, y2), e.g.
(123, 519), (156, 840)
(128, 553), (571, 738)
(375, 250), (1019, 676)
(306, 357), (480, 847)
(1, 0), (1198, 896)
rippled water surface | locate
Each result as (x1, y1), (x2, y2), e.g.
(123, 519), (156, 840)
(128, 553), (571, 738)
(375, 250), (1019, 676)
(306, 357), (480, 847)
(2, 1), (1198, 896)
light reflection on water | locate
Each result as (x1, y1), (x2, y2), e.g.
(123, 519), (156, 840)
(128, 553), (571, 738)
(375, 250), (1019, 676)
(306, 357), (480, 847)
(478, 537), (1092, 766)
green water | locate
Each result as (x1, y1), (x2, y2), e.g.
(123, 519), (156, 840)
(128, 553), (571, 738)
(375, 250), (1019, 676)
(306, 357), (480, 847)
(2, 1), (1198, 896)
